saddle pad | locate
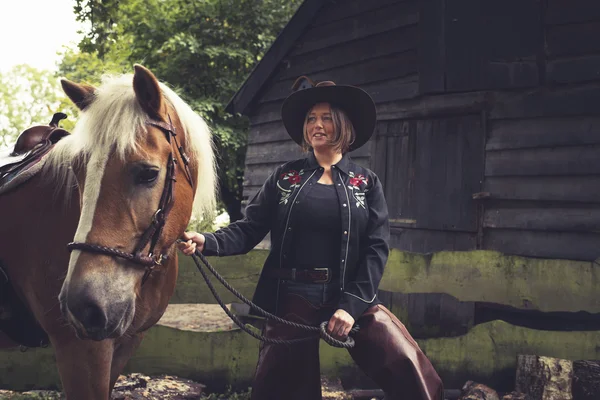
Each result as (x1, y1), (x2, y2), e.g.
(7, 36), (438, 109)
(0, 149), (50, 196)
(0, 148), (30, 169)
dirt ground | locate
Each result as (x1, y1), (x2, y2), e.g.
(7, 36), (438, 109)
(157, 303), (237, 332)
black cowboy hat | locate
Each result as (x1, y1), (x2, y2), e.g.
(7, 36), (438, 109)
(281, 76), (376, 152)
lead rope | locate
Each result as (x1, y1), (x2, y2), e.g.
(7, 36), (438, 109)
(186, 247), (358, 348)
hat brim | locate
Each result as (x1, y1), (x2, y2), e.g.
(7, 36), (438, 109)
(281, 85), (376, 152)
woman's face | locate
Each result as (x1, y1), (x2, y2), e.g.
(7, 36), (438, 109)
(305, 102), (335, 151)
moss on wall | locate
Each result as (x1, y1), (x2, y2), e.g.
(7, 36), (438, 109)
(380, 250), (600, 312)
(171, 251), (267, 304)
(173, 249), (600, 313)
(4, 321), (600, 392)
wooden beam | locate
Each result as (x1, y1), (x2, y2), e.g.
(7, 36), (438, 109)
(483, 176), (600, 203)
(483, 229), (600, 261)
(487, 116), (600, 151)
(485, 145), (600, 177)
(483, 207), (600, 233)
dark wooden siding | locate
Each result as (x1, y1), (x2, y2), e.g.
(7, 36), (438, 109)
(239, 0), (600, 262)
(482, 92), (600, 261)
(243, 0), (420, 202)
(546, 0), (600, 85)
(371, 114), (485, 253)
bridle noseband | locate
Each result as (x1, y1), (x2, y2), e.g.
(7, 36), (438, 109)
(67, 115), (194, 285)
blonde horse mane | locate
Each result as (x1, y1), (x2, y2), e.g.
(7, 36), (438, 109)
(44, 74), (217, 221)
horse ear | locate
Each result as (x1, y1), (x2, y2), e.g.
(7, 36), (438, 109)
(60, 79), (96, 111)
(133, 64), (163, 121)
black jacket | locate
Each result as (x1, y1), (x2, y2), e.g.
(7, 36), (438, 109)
(202, 152), (390, 320)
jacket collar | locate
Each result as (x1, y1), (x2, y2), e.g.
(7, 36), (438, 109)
(305, 151), (351, 175)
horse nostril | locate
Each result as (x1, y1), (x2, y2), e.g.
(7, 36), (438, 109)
(70, 298), (108, 333)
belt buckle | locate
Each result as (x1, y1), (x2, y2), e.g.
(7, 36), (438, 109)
(313, 268), (330, 283)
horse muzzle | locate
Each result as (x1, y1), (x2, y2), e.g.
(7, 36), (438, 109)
(60, 288), (134, 341)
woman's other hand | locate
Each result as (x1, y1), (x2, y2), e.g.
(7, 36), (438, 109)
(178, 232), (205, 255)
(327, 309), (355, 340)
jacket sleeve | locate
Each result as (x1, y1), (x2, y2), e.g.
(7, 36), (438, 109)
(202, 167), (280, 257)
(338, 173), (390, 320)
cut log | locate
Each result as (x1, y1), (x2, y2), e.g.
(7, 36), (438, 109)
(572, 360), (600, 400)
(515, 355), (573, 400)
(460, 381), (500, 400)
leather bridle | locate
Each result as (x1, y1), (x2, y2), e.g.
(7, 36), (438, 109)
(67, 115), (194, 285)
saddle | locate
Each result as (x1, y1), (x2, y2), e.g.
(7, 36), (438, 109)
(0, 113), (70, 195)
(0, 113), (70, 348)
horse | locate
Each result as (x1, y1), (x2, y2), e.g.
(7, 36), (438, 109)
(0, 64), (216, 399)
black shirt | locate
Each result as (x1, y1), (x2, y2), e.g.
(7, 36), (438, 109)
(288, 182), (342, 274)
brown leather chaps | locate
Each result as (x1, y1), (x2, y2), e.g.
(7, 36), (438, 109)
(250, 293), (444, 400)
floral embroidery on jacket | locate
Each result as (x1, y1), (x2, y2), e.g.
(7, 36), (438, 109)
(347, 171), (369, 209)
(277, 169), (303, 204)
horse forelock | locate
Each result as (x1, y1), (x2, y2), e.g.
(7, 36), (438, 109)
(44, 74), (217, 222)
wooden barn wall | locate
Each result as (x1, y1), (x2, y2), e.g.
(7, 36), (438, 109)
(480, 1), (600, 261)
(369, 0), (600, 260)
(240, 0), (600, 262)
(243, 0), (419, 202)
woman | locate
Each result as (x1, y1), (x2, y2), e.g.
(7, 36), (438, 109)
(179, 77), (444, 400)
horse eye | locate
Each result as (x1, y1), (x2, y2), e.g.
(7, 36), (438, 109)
(136, 167), (159, 185)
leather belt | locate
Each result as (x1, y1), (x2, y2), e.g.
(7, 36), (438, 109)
(267, 268), (331, 284)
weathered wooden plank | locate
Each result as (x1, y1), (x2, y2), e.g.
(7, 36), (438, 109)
(384, 121), (413, 220)
(485, 145), (600, 177)
(546, 0), (600, 25)
(247, 120), (287, 144)
(291, 1), (419, 56)
(249, 102), (283, 126)
(445, 0), (541, 92)
(487, 117), (600, 151)
(360, 75), (419, 103)
(412, 116), (484, 232)
(546, 22), (600, 58)
(483, 229), (600, 261)
(484, 207), (600, 232)
(371, 122), (389, 187)
(547, 55), (600, 84)
(259, 51), (418, 103)
(245, 141), (306, 166)
(377, 91), (487, 121)
(279, 24), (418, 80)
(312, 0), (406, 25)
(483, 176), (600, 203)
(491, 84), (600, 119)
(418, 0), (445, 94)
(389, 227), (477, 253)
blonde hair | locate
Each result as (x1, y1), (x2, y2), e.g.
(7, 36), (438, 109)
(301, 104), (355, 153)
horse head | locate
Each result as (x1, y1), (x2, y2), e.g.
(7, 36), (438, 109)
(52, 65), (216, 340)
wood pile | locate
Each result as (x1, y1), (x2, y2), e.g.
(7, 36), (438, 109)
(455, 355), (600, 400)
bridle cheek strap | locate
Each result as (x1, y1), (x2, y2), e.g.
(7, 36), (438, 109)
(67, 115), (194, 285)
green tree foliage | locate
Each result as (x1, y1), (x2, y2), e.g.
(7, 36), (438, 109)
(68, 0), (302, 220)
(0, 65), (77, 149)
